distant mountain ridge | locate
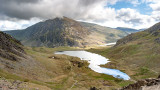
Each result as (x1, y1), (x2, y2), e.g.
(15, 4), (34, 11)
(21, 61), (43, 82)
(4, 17), (128, 47)
(115, 22), (160, 47)
(115, 27), (145, 34)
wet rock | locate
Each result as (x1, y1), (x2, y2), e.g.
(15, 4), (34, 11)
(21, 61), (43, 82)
(152, 31), (160, 36)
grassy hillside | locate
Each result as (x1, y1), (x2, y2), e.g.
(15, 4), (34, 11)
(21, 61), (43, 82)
(88, 22), (160, 81)
(0, 31), (134, 89)
(80, 22), (128, 43)
(0, 46), (134, 89)
(2, 22), (160, 89)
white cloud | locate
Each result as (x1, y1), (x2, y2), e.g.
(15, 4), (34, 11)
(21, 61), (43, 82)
(142, 0), (159, 3)
(80, 6), (116, 22)
(0, 21), (21, 30)
(85, 8), (157, 29)
(0, 0), (160, 30)
(0, 18), (41, 31)
(128, 0), (141, 6)
(143, 0), (160, 21)
(149, 2), (160, 11)
(116, 8), (158, 29)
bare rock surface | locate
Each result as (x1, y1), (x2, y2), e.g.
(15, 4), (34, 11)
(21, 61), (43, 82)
(121, 75), (160, 90)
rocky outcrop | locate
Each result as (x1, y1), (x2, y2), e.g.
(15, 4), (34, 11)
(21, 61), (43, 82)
(0, 77), (51, 90)
(0, 31), (25, 61)
(154, 37), (160, 44)
(0, 77), (22, 90)
(121, 75), (160, 90)
(70, 60), (85, 68)
(151, 30), (160, 36)
(147, 22), (160, 33)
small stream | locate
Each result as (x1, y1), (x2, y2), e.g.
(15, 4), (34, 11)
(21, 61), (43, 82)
(55, 50), (130, 80)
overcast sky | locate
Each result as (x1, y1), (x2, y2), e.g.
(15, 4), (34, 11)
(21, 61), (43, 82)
(0, 0), (160, 30)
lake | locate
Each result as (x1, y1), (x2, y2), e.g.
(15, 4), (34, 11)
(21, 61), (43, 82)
(55, 50), (130, 80)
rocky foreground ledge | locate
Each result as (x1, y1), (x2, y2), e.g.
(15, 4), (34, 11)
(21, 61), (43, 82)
(121, 75), (160, 90)
(0, 77), (22, 90)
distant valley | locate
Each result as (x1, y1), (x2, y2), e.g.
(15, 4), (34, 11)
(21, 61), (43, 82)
(1, 0), (160, 89)
(0, 20), (160, 90)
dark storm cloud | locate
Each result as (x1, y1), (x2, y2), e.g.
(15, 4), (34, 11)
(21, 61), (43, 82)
(0, 0), (40, 4)
(0, 0), (42, 19)
(0, 0), (158, 30)
(0, 0), (105, 20)
(78, 0), (100, 6)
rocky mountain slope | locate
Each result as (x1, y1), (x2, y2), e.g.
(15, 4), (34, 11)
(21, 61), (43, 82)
(80, 22), (127, 43)
(0, 31), (50, 89)
(4, 17), (127, 47)
(0, 31), (25, 61)
(0, 31), (43, 80)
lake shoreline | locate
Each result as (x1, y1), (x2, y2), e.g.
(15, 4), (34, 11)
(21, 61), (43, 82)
(55, 50), (130, 80)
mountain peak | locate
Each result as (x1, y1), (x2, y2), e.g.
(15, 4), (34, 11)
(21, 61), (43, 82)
(45, 16), (74, 22)
(4, 18), (127, 47)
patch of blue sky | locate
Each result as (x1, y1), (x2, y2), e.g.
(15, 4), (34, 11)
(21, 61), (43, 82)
(105, 1), (152, 15)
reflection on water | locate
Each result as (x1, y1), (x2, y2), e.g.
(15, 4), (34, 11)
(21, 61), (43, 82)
(55, 51), (130, 80)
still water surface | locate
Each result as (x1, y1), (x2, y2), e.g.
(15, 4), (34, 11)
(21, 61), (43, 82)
(55, 50), (130, 80)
